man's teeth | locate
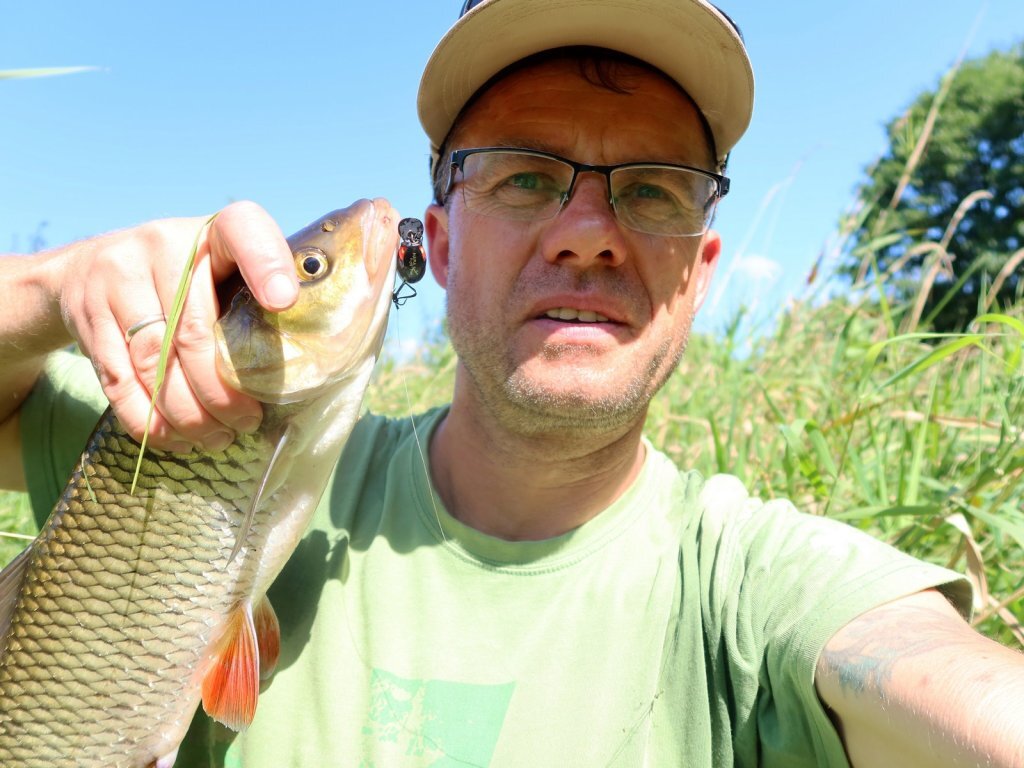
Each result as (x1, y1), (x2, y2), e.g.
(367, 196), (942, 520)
(544, 308), (610, 322)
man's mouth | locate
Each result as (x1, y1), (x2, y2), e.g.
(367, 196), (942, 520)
(543, 308), (611, 323)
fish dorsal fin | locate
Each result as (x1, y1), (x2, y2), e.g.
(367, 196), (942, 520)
(0, 546), (32, 640)
(228, 427), (292, 563)
(253, 594), (281, 681)
(202, 602), (260, 731)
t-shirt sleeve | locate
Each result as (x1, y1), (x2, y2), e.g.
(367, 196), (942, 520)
(696, 473), (973, 767)
(20, 349), (107, 528)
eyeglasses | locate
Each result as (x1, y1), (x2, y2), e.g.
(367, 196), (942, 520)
(443, 147), (729, 237)
(458, 0), (485, 15)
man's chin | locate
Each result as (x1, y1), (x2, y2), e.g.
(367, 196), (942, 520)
(500, 371), (650, 434)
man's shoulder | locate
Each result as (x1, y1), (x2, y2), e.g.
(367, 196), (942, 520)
(690, 471), (831, 541)
(657, 465), (885, 569)
(684, 470), (972, 618)
(693, 472), (798, 535)
(638, 455), (774, 539)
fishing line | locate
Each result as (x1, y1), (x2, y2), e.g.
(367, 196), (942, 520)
(390, 304), (449, 547)
(391, 216), (449, 546)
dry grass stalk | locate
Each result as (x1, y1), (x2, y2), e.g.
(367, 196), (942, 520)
(983, 247), (1024, 313)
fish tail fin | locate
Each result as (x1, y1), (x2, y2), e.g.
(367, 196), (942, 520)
(253, 593), (281, 680)
(201, 602), (260, 731)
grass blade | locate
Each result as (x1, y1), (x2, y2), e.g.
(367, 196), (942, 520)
(878, 335), (983, 390)
(130, 214), (218, 494)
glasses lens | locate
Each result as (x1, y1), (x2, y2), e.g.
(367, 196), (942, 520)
(610, 166), (720, 236)
(459, 0), (484, 16)
(457, 150), (572, 221)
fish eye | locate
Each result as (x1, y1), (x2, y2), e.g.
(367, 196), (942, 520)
(294, 248), (329, 282)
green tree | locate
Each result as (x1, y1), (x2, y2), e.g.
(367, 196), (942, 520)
(845, 45), (1024, 331)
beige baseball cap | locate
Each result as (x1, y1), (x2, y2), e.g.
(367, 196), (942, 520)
(418, 0), (755, 169)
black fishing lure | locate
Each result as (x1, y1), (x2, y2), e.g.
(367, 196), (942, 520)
(392, 217), (426, 308)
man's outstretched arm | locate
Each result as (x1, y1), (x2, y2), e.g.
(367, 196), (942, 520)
(817, 588), (1024, 767)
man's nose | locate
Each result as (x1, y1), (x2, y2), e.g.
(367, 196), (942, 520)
(540, 173), (627, 267)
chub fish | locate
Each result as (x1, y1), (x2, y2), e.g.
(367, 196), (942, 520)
(0, 199), (399, 767)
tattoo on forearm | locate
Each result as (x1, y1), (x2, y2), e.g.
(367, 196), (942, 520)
(820, 604), (974, 699)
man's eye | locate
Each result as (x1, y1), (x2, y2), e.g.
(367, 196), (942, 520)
(506, 172), (543, 190)
(632, 183), (668, 200)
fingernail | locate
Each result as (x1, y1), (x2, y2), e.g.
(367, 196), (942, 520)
(202, 430), (234, 452)
(234, 415), (262, 434)
(263, 273), (297, 310)
(168, 441), (194, 454)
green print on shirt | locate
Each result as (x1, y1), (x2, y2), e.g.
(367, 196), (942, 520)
(360, 668), (515, 767)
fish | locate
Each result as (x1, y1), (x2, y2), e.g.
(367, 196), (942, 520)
(0, 198), (399, 768)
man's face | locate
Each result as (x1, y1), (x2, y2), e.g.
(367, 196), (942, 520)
(426, 57), (722, 436)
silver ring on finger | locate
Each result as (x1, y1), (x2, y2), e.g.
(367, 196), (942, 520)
(124, 314), (167, 343)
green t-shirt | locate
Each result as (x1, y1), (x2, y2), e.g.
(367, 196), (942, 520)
(21, 351), (971, 768)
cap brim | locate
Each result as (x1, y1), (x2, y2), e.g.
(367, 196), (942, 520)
(418, 0), (754, 165)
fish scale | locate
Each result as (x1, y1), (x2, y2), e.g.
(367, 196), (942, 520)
(0, 199), (400, 767)
(0, 411), (272, 766)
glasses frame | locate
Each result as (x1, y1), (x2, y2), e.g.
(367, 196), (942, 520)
(443, 147), (730, 236)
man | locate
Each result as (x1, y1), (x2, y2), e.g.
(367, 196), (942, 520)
(1, 0), (1022, 766)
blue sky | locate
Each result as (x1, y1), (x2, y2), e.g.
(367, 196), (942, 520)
(3, 1), (1022, 355)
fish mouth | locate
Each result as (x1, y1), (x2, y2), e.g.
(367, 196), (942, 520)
(345, 196), (401, 365)
(362, 198), (401, 284)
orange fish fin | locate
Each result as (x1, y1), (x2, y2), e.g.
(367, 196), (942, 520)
(201, 602), (260, 731)
(253, 594), (281, 681)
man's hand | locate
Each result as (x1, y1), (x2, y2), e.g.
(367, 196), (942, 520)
(817, 589), (1024, 767)
(0, 201), (298, 468)
(56, 201), (299, 452)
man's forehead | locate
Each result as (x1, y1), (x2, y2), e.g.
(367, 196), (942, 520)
(451, 51), (716, 167)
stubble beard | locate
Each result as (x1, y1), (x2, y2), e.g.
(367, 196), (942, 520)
(449, 307), (692, 439)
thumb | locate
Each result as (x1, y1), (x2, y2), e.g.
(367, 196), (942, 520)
(207, 201), (298, 312)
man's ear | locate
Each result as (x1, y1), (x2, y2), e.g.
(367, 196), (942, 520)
(424, 204), (450, 289)
(692, 229), (722, 311)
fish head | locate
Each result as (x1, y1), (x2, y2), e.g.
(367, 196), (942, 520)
(214, 198), (399, 403)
